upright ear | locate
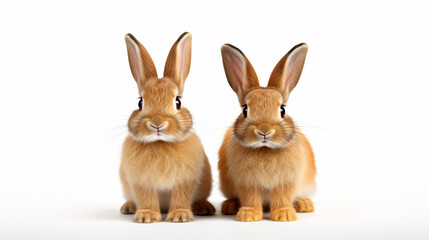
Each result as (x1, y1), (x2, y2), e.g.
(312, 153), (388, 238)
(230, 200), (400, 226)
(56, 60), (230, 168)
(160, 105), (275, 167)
(125, 34), (158, 93)
(267, 43), (308, 101)
(164, 32), (192, 95)
(221, 44), (259, 104)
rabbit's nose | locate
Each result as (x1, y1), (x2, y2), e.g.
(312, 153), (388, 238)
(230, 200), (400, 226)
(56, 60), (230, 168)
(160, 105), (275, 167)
(256, 123), (274, 140)
(256, 130), (273, 138)
(150, 115), (165, 127)
(257, 123), (271, 134)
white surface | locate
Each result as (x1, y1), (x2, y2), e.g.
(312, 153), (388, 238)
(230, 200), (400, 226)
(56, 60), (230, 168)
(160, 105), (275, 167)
(1, 0), (429, 239)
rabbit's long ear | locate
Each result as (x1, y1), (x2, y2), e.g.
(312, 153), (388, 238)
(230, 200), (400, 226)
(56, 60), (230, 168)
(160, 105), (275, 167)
(221, 44), (259, 104)
(164, 32), (192, 95)
(125, 34), (158, 93)
(267, 43), (308, 101)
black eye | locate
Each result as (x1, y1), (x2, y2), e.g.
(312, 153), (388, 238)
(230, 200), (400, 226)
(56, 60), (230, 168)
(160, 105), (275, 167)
(138, 97), (142, 110)
(176, 97), (181, 110)
(242, 105), (248, 118)
(280, 105), (286, 118)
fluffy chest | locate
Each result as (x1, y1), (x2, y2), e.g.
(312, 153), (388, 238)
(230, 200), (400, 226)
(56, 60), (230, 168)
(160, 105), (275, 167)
(226, 145), (305, 189)
(121, 135), (204, 189)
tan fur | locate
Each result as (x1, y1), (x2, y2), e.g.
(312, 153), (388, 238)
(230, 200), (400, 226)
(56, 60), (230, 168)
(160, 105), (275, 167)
(218, 43), (316, 222)
(268, 43), (308, 101)
(164, 32), (192, 95)
(221, 44), (260, 104)
(120, 32), (214, 223)
(125, 34), (158, 93)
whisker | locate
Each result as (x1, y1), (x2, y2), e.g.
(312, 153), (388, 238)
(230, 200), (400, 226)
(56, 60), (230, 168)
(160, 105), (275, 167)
(101, 125), (128, 145)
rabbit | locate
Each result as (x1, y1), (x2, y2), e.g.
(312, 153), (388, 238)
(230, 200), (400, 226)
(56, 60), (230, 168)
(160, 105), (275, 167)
(119, 32), (215, 223)
(218, 43), (317, 222)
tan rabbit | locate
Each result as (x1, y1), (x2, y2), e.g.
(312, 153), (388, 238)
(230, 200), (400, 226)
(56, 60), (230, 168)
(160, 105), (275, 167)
(218, 43), (316, 222)
(119, 32), (215, 223)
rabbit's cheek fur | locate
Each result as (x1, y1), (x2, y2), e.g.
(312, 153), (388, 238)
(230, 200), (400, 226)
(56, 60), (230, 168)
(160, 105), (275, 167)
(125, 78), (194, 143)
(230, 89), (297, 148)
(233, 115), (296, 149)
(127, 110), (144, 136)
(127, 108), (193, 143)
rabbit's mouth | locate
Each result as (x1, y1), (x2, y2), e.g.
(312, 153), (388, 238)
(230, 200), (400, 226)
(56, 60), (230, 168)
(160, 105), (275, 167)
(257, 130), (273, 143)
(233, 130), (293, 149)
(128, 126), (194, 144)
(260, 138), (272, 146)
(246, 140), (279, 148)
(149, 122), (167, 135)
(247, 139), (292, 149)
(130, 131), (176, 143)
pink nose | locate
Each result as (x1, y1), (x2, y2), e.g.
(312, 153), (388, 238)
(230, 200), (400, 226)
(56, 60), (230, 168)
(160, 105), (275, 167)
(257, 130), (272, 140)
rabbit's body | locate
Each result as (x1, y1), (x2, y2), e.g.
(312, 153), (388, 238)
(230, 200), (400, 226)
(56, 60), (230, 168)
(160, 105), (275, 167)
(120, 132), (212, 210)
(219, 127), (316, 202)
(218, 43), (316, 222)
(119, 33), (214, 223)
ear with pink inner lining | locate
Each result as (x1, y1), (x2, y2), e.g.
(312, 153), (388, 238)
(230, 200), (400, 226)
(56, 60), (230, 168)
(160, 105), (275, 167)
(164, 32), (192, 95)
(267, 43), (308, 101)
(221, 44), (259, 103)
(125, 34), (158, 93)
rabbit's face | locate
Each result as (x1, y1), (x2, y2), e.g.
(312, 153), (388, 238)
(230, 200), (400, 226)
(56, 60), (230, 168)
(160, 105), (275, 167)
(233, 88), (295, 149)
(220, 42), (309, 149)
(127, 78), (192, 143)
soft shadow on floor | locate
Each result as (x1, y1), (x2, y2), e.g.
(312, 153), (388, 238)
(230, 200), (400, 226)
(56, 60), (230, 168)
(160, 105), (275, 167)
(82, 201), (315, 223)
(82, 201), (233, 222)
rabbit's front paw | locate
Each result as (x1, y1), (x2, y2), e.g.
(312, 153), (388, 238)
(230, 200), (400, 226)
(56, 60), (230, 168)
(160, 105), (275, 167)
(294, 198), (314, 213)
(133, 209), (161, 223)
(166, 209), (194, 223)
(271, 207), (297, 222)
(236, 207), (262, 222)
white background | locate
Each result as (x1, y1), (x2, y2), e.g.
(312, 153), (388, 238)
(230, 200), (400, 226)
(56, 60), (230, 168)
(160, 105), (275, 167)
(1, 0), (429, 239)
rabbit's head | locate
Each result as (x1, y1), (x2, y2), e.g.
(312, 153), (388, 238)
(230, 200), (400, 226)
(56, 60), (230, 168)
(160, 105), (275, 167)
(221, 43), (308, 149)
(125, 33), (193, 143)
